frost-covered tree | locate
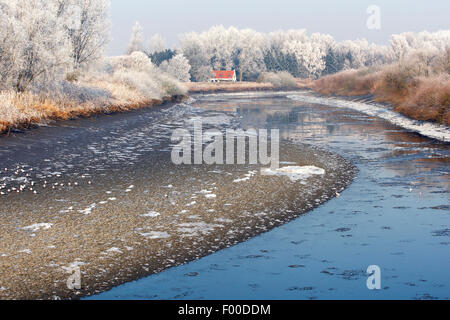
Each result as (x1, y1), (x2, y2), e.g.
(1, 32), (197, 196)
(161, 53), (191, 82)
(0, 0), (111, 91)
(145, 34), (175, 66)
(234, 29), (267, 80)
(390, 30), (450, 63)
(179, 31), (212, 81)
(126, 21), (144, 54)
(0, 0), (73, 92)
(282, 33), (334, 78)
(56, 0), (111, 68)
(146, 33), (166, 55)
(0, 2), (25, 89)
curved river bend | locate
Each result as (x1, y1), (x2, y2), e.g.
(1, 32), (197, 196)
(0, 91), (448, 300)
(89, 92), (449, 300)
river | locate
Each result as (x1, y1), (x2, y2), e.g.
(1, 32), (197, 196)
(89, 91), (449, 300)
(0, 91), (448, 300)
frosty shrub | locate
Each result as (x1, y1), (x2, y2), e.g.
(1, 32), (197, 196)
(84, 52), (187, 103)
(258, 72), (298, 89)
(161, 53), (191, 82)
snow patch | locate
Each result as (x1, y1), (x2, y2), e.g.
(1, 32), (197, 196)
(139, 231), (171, 239)
(234, 170), (258, 183)
(22, 223), (53, 232)
(262, 166), (325, 182)
(78, 203), (96, 215)
(141, 211), (161, 218)
(177, 222), (224, 237)
(105, 247), (122, 254)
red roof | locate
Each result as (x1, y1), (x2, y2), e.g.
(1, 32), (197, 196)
(212, 70), (235, 79)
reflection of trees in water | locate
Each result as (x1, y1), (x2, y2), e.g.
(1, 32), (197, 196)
(266, 110), (299, 124)
(326, 124), (336, 135)
(211, 99), (450, 196)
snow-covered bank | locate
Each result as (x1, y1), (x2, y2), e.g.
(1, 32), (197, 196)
(0, 52), (187, 134)
(287, 93), (450, 142)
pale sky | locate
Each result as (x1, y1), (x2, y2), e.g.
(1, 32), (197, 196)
(108, 0), (450, 55)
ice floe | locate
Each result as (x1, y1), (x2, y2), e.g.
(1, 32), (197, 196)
(78, 203), (96, 215)
(141, 211), (161, 218)
(261, 166), (325, 182)
(105, 247), (122, 254)
(22, 223), (53, 232)
(139, 231), (171, 239)
(233, 170), (258, 183)
(177, 222), (224, 237)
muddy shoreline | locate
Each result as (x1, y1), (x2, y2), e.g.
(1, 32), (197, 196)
(0, 139), (356, 299)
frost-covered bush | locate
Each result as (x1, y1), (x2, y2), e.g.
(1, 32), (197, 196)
(160, 53), (191, 82)
(257, 72), (298, 89)
(85, 52), (187, 102)
(38, 80), (111, 104)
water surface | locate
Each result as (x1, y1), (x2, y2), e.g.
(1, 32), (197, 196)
(90, 92), (449, 300)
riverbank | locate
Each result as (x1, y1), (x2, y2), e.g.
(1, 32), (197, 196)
(0, 52), (188, 135)
(0, 89), (186, 134)
(311, 69), (450, 126)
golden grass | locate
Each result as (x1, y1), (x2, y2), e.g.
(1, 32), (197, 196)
(187, 81), (274, 93)
(187, 79), (312, 94)
(313, 69), (450, 125)
(0, 81), (184, 134)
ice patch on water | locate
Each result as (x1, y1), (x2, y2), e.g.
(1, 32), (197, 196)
(177, 222), (224, 237)
(22, 223), (53, 232)
(139, 231), (171, 239)
(215, 218), (233, 223)
(262, 166), (325, 182)
(287, 93), (450, 142)
(78, 203), (96, 215)
(234, 170), (258, 183)
(105, 247), (122, 254)
(141, 211), (161, 218)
